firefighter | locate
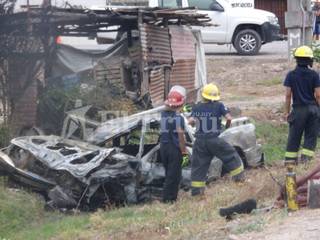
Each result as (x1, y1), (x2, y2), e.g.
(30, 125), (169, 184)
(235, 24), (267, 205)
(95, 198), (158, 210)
(188, 83), (245, 196)
(284, 45), (320, 164)
(160, 86), (189, 203)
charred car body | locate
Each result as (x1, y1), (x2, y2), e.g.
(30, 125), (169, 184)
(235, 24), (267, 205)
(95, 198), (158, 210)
(0, 106), (263, 210)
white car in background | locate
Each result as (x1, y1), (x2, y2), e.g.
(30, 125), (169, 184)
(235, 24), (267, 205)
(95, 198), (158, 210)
(149, 0), (280, 55)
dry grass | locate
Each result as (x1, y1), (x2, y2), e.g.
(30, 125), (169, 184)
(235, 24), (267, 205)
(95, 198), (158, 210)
(17, 166), (283, 240)
(2, 161), (319, 240)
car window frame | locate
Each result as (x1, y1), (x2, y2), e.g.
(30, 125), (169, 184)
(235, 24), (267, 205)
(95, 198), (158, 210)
(158, 0), (182, 8)
(187, 0), (224, 11)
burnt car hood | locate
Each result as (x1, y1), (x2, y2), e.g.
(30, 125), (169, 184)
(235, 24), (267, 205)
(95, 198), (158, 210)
(87, 106), (164, 145)
(10, 135), (114, 182)
(0, 135), (141, 210)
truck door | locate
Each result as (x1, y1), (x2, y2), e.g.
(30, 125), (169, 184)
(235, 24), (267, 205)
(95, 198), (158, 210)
(188, 0), (228, 43)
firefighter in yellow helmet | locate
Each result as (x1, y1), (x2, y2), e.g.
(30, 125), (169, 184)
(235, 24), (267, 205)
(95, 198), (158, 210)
(188, 83), (245, 196)
(284, 46), (320, 164)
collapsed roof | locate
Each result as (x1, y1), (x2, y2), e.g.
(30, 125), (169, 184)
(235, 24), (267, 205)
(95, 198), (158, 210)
(0, 6), (211, 37)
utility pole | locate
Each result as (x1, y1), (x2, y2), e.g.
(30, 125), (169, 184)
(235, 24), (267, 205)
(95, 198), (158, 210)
(285, 0), (313, 59)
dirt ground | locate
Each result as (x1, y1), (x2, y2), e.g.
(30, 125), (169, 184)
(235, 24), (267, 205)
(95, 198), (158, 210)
(206, 56), (290, 122)
(204, 55), (320, 240)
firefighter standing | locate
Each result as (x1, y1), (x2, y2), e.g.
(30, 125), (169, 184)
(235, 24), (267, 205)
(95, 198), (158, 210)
(160, 86), (189, 203)
(284, 45), (320, 164)
(188, 83), (245, 196)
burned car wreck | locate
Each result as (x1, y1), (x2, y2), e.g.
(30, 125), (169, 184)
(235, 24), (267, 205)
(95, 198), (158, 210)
(0, 106), (263, 210)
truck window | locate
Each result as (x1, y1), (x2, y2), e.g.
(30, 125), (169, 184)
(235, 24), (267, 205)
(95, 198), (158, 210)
(158, 0), (182, 8)
(188, 0), (222, 11)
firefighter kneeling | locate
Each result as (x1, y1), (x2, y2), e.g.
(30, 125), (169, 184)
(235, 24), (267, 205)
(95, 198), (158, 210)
(188, 83), (245, 197)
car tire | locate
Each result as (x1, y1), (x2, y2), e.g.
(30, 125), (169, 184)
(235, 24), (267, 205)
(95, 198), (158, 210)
(233, 29), (262, 55)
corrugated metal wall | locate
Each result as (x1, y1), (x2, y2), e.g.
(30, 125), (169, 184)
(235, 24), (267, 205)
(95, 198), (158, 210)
(169, 26), (196, 101)
(138, 24), (198, 106)
(140, 24), (172, 64)
(255, 0), (287, 35)
(149, 68), (165, 106)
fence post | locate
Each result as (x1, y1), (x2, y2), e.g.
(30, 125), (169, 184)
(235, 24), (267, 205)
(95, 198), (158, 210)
(285, 0), (313, 60)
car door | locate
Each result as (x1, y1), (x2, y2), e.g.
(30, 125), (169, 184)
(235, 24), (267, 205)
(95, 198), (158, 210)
(188, 0), (228, 43)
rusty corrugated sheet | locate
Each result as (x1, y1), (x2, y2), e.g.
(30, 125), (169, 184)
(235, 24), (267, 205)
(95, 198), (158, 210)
(170, 59), (196, 94)
(169, 26), (196, 102)
(169, 26), (196, 60)
(149, 68), (165, 106)
(139, 24), (172, 64)
(255, 0), (287, 34)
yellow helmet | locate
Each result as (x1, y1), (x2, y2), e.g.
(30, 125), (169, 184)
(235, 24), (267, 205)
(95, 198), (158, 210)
(202, 83), (220, 101)
(294, 46), (314, 58)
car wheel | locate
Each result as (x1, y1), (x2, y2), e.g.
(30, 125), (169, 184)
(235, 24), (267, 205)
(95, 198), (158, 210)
(233, 29), (262, 55)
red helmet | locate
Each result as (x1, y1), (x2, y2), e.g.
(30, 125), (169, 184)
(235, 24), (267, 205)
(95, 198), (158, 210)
(164, 90), (185, 107)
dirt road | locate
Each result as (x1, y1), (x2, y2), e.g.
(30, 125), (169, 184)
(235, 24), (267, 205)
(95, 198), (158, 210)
(204, 40), (288, 58)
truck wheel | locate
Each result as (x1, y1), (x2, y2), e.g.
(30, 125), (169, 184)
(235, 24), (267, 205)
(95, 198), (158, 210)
(233, 29), (262, 55)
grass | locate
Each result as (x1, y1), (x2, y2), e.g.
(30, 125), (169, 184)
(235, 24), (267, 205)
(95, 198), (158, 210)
(257, 77), (282, 87)
(0, 177), (50, 238)
(0, 160), (296, 240)
(226, 95), (257, 102)
(0, 178), (91, 240)
(255, 121), (320, 164)
(255, 122), (288, 164)
(0, 169), (280, 240)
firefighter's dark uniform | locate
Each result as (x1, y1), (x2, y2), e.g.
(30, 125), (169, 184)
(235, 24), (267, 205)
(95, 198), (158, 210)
(190, 101), (244, 195)
(284, 65), (320, 163)
(160, 110), (185, 202)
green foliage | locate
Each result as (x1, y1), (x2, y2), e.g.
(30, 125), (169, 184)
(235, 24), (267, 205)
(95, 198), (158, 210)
(255, 122), (288, 164)
(0, 182), (46, 238)
(234, 218), (265, 234)
(37, 86), (81, 134)
(12, 215), (90, 240)
(0, 125), (10, 148)
(257, 77), (282, 87)
(312, 42), (320, 63)
(0, 181), (90, 240)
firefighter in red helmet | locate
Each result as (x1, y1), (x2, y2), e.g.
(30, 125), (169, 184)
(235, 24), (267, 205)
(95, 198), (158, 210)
(160, 85), (188, 203)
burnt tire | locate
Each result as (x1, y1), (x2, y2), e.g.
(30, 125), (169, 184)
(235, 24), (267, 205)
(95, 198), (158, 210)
(233, 29), (262, 55)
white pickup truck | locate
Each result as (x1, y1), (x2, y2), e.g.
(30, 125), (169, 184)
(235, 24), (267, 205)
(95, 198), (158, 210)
(149, 0), (280, 55)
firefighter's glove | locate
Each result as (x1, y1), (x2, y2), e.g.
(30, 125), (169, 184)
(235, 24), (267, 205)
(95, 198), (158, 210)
(183, 104), (192, 113)
(181, 154), (189, 168)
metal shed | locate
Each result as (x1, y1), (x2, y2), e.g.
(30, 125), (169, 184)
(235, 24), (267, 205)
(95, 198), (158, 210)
(255, 0), (287, 35)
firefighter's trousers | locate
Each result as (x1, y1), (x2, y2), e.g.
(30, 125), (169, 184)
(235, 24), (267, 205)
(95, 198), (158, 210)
(285, 105), (320, 163)
(191, 136), (244, 196)
(160, 143), (182, 202)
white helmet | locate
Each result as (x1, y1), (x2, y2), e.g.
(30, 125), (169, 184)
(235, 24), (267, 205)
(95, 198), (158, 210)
(169, 85), (186, 99)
